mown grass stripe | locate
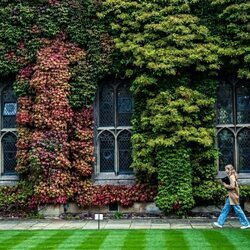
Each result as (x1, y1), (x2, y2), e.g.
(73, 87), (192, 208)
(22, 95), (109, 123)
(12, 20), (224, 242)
(0, 231), (22, 250)
(0, 229), (249, 250)
(0, 230), (21, 240)
(182, 229), (212, 249)
(121, 230), (146, 250)
(56, 231), (91, 250)
(0, 231), (37, 250)
(76, 230), (110, 250)
(220, 229), (250, 250)
(11, 230), (57, 250)
(163, 230), (190, 250)
(98, 230), (128, 249)
(200, 229), (237, 250)
(30, 230), (73, 250)
(144, 230), (167, 250)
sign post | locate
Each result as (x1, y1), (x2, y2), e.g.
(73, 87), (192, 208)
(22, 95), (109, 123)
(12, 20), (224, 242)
(94, 213), (103, 229)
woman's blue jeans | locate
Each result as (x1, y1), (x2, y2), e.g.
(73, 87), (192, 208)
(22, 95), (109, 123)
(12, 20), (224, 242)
(217, 197), (250, 226)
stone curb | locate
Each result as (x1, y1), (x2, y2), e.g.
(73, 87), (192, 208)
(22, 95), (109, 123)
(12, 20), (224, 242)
(0, 218), (248, 230)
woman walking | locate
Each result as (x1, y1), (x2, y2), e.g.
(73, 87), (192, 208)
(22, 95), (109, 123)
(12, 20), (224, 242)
(214, 164), (250, 229)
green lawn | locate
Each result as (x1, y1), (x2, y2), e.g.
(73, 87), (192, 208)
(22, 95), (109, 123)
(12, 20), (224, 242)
(0, 229), (249, 250)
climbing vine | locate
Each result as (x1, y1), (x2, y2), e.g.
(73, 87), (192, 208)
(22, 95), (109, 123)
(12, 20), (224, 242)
(0, 0), (249, 216)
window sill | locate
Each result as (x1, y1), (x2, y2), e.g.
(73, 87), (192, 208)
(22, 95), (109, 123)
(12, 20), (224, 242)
(238, 173), (250, 185)
(216, 124), (250, 127)
(97, 126), (132, 130)
(1, 128), (16, 131)
(0, 174), (18, 186)
(94, 173), (135, 185)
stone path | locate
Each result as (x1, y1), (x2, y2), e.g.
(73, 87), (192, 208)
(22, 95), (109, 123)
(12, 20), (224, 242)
(0, 218), (247, 230)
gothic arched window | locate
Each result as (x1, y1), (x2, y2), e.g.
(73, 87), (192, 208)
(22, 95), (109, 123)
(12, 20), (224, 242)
(1, 86), (17, 129)
(99, 130), (115, 173)
(0, 84), (17, 178)
(238, 129), (250, 173)
(95, 81), (134, 176)
(217, 129), (234, 171)
(1, 132), (17, 174)
(118, 130), (133, 174)
(217, 81), (250, 173)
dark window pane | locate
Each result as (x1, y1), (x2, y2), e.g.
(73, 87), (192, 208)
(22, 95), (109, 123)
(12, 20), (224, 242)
(217, 83), (233, 124)
(238, 129), (250, 173)
(236, 84), (250, 124)
(99, 85), (114, 127)
(2, 133), (17, 174)
(2, 116), (16, 128)
(2, 87), (16, 102)
(117, 84), (133, 126)
(99, 131), (114, 172)
(118, 130), (133, 174)
(1, 87), (17, 128)
(218, 129), (234, 171)
(97, 82), (134, 174)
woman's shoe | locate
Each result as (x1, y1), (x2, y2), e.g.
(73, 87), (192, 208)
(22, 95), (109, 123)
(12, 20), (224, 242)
(213, 222), (223, 228)
(240, 225), (250, 229)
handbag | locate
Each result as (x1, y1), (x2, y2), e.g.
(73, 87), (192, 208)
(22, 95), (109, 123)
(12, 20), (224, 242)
(221, 176), (230, 185)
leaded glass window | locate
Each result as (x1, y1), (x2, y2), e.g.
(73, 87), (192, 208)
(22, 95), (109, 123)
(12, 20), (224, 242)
(2, 132), (17, 174)
(99, 131), (115, 172)
(1, 86), (17, 128)
(99, 85), (114, 127)
(3, 103), (17, 116)
(216, 81), (250, 173)
(236, 84), (250, 124)
(96, 81), (134, 174)
(217, 83), (233, 124)
(118, 130), (133, 174)
(238, 129), (250, 173)
(217, 129), (234, 171)
(0, 84), (17, 177)
(117, 84), (133, 126)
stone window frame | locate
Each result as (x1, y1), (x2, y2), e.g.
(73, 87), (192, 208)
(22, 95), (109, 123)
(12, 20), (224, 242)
(216, 78), (250, 184)
(93, 79), (135, 185)
(0, 83), (18, 185)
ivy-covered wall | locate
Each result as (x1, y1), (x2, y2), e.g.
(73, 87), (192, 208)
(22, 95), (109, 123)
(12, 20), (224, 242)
(0, 0), (249, 216)
(100, 0), (250, 215)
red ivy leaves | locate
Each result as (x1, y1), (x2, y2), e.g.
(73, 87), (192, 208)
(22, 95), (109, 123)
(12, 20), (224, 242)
(86, 184), (156, 207)
(16, 97), (32, 125)
(15, 37), (156, 208)
(48, 0), (60, 6)
(26, 38), (77, 203)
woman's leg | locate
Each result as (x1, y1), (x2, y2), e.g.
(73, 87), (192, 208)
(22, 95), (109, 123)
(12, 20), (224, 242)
(217, 198), (231, 226)
(233, 205), (250, 227)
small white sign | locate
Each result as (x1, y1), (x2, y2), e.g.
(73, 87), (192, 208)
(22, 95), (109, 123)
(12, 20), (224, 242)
(94, 214), (103, 220)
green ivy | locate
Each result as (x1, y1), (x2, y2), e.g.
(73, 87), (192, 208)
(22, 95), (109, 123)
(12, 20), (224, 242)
(155, 148), (194, 215)
(0, 0), (249, 215)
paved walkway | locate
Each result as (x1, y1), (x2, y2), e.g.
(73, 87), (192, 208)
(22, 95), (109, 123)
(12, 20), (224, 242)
(0, 218), (247, 230)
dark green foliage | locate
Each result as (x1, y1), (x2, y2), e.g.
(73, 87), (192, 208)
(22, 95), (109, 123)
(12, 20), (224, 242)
(0, 181), (34, 216)
(13, 79), (33, 97)
(101, 0), (221, 77)
(132, 85), (216, 173)
(211, 0), (250, 78)
(240, 185), (250, 200)
(155, 148), (194, 215)
(132, 85), (217, 213)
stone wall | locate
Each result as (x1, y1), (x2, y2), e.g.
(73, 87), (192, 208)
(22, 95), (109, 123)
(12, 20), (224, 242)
(39, 201), (250, 218)
(38, 202), (161, 218)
